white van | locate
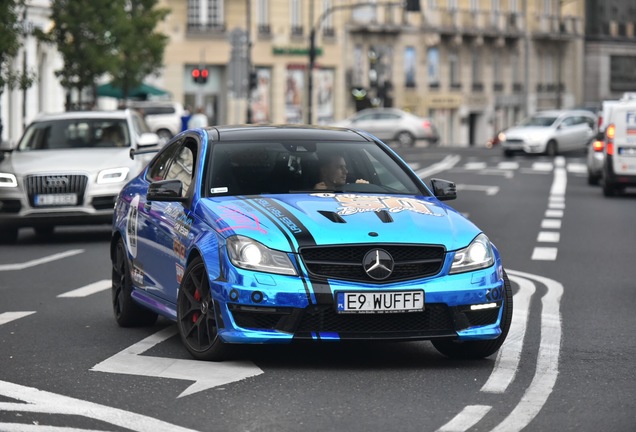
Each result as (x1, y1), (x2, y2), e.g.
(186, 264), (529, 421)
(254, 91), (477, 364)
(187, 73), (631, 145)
(601, 100), (636, 196)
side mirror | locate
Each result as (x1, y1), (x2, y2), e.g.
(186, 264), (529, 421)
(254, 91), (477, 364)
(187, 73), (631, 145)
(430, 178), (457, 201)
(147, 179), (186, 202)
(137, 132), (160, 148)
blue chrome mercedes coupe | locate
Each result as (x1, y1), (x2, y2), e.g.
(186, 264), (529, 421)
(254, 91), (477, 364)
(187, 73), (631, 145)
(110, 125), (512, 361)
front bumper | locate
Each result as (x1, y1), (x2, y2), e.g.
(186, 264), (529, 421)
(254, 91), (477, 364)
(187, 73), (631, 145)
(212, 264), (506, 344)
(501, 140), (546, 154)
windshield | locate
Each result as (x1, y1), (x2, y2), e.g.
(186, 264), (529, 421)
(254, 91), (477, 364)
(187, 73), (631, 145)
(206, 141), (426, 196)
(17, 118), (130, 150)
(519, 116), (558, 127)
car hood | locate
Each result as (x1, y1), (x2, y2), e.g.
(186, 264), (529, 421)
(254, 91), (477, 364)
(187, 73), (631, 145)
(196, 193), (480, 252)
(503, 126), (553, 139)
(3, 148), (136, 175)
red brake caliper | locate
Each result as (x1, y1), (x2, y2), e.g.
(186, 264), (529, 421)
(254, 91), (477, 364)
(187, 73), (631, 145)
(192, 289), (201, 323)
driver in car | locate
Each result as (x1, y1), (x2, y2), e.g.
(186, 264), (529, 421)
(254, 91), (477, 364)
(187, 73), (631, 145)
(314, 153), (368, 190)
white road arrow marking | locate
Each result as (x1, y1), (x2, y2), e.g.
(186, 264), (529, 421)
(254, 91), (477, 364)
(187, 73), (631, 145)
(0, 249), (84, 272)
(0, 379), (197, 432)
(91, 326), (264, 398)
(0, 311), (36, 326)
(58, 280), (110, 298)
(415, 154), (461, 178)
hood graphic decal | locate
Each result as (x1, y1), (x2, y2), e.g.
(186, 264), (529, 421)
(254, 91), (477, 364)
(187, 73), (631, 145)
(310, 193), (443, 217)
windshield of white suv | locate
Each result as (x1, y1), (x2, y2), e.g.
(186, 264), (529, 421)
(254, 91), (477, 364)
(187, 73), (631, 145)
(18, 119), (131, 150)
(520, 116), (558, 127)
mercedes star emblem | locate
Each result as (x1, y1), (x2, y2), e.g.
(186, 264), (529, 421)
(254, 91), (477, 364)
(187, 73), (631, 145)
(362, 249), (394, 280)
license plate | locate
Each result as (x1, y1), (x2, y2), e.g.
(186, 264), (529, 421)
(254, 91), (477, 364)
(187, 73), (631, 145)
(35, 194), (78, 206)
(336, 290), (425, 314)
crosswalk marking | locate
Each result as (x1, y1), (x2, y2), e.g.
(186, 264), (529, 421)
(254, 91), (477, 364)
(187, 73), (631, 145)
(537, 231), (560, 243)
(0, 312), (36, 326)
(545, 209), (564, 218)
(497, 161), (519, 170)
(532, 162), (554, 172)
(58, 280), (111, 298)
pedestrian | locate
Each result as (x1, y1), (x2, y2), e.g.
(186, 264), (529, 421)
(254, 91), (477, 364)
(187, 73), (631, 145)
(188, 106), (208, 129)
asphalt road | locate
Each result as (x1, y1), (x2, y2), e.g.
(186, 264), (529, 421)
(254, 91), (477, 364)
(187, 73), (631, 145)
(0, 146), (634, 432)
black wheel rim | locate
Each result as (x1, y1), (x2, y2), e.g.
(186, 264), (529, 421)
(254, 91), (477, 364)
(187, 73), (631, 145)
(112, 242), (127, 319)
(179, 263), (218, 352)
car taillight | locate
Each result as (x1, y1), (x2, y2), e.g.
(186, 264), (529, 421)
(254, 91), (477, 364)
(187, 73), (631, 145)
(422, 120), (431, 129)
(606, 123), (615, 155)
(592, 140), (604, 152)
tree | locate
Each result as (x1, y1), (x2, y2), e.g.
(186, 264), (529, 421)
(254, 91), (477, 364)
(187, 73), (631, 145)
(0, 0), (35, 134)
(108, 0), (169, 101)
(47, 0), (121, 109)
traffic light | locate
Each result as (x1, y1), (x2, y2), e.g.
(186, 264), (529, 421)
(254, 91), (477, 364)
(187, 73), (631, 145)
(191, 68), (208, 84)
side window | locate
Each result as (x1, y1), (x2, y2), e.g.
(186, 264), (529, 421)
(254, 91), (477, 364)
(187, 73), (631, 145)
(561, 117), (575, 127)
(146, 142), (181, 181)
(166, 141), (197, 197)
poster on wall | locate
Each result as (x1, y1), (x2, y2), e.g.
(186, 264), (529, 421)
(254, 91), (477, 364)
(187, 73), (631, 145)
(286, 66), (304, 124)
(250, 68), (271, 124)
(316, 68), (335, 125)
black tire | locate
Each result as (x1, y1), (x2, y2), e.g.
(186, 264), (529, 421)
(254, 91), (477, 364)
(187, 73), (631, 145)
(396, 131), (415, 147)
(432, 271), (513, 359)
(112, 239), (158, 327)
(503, 149), (514, 158)
(587, 172), (599, 186)
(177, 256), (230, 361)
(602, 179), (616, 197)
(546, 140), (558, 157)
(0, 227), (18, 244)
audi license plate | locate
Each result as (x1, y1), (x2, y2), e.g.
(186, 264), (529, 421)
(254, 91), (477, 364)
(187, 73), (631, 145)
(336, 290), (424, 314)
(34, 194), (77, 206)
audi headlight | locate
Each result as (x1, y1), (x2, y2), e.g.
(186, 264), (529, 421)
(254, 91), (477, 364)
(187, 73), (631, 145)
(97, 167), (129, 184)
(0, 173), (17, 188)
(227, 235), (297, 275)
(449, 233), (494, 274)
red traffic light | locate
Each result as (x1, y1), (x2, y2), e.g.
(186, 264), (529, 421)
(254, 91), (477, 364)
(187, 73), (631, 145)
(201, 69), (209, 78)
(192, 68), (201, 78)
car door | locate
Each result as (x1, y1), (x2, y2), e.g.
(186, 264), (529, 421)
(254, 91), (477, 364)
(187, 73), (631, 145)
(556, 116), (579, 151)
(135, 137), (199, 304)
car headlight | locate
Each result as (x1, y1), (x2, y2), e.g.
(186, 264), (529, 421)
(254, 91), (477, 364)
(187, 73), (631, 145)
(0, 173), (18, 188)
(497, 132), (506, 142)
(449, 233), (495, 274)
(227, 235), (297, 276)
(97, 167), (129, 184)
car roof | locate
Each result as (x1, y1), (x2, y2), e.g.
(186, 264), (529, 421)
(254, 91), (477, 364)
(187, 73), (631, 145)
(207, 124), (373, 142)
(535, 109), (596, 117)
(31, 110), (131, 122)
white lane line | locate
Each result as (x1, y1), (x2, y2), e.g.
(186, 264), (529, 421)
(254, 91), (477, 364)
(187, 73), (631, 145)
(0, 311), (36, 326)
(532, 162), (553, 172)
(545, 209), (564, 218)
(0, 250), (84, 272)
(548, 201), (565, 209)
(437, 405), (492, 432)
(550, 160), (567, 196)
(537, 231), (560, 243)
(464, 162), (487, 170)
(57, 280), (110, 298)
(408, 162), (421, 171)
(481, 276), (536, 393)
(415, 154), (461, 178)
(491, 270), (563, 432)
(532, 247), (558, 261)
(0, 379), (198, 432)
(497, 161), (519, 170)
(0, 424), (105, 432)
(566, 162), (587, 174)
(549, 195), (565, 202)
(541, 219), (562, 229)
(456, 184), (500, 195)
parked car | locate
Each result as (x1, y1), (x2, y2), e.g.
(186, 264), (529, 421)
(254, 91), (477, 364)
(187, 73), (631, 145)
(0, 110), (159, 243)
(129, 100), (185, 145)
(499, 109), (597, 156)
(586, 132), (605, 185)
(599, 99), (636, 196)
(330, 108), (440, 147)
(110, 124), (511, 361)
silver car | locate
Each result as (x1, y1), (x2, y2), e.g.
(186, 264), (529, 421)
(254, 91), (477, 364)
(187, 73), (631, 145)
(331, 107), (439, 147)
(0, 110), (159, 243)
(499, 109), (597, 157)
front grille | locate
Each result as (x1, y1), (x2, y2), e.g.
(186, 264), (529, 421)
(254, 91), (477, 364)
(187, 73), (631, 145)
(300, 245), (445, 283)
(464, 308), (501, 328)
(25, 174), (88, 207)
(297, 304), (454, 335)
